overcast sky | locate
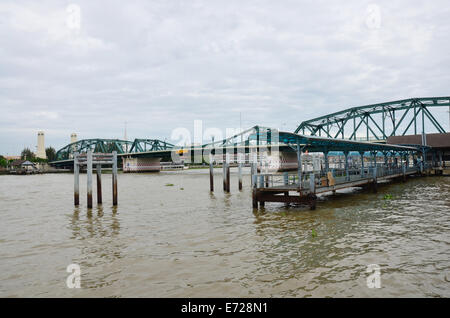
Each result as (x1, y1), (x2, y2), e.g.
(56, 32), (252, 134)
(1, 0), (449, 155)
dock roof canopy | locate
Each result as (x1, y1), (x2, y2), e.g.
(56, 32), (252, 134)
(262, 131), (421, 153)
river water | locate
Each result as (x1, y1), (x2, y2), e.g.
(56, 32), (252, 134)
(0, 169), (449, 297)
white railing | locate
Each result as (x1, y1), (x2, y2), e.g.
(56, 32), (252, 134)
(253, 163), (419, 191)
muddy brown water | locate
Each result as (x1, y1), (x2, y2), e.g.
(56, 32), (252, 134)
(0, 169), (449, 297)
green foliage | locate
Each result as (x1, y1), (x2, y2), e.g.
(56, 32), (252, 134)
(21, 148), (35, 161)
(311, 228), (318, 238)
(165, 183), (174, 187)
(45, 147), (56, 162)
(31, 157), (48, 163)
(0, 156), (7, 167)
(383, 194), (393, 200)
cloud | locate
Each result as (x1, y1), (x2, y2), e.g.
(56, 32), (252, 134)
(0, 0), (449, 154)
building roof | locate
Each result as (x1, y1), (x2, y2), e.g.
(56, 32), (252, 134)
(11, 160), (35, 166)
(387, 133), (450, 148)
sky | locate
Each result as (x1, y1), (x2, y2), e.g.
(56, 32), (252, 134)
(0, 0), (449, 155)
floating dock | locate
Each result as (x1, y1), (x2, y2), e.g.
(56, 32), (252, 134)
(250, 131), (437, 209)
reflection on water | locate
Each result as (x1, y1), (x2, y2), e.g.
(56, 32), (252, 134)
(0, 171), (448, 297)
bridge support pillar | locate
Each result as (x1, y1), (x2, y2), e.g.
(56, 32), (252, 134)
(96, 163), (102, 204)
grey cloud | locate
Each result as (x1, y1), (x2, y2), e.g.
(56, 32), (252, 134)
(0, 0), (449, 155)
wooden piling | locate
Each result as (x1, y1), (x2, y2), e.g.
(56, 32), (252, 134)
(223, 155), (226, 191)
(74, 152), (79, 206)
(238, 161), (242, 190)
(209, 156), (214, 192)
(112, 151), (118, 206)
(226, 162), (230, 193)
(252, 188), (258, 208)
(96, 163), (102, 204)
(87, 150), (93, 209)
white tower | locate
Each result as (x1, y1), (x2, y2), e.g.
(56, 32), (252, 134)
(71, 133), (77, 153)
(71, 133), (77, 144)
(36, 131), (46, 159)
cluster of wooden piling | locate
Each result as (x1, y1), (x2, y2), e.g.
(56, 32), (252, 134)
(74, 150), (118, 208)
(209, 154), (243, 193)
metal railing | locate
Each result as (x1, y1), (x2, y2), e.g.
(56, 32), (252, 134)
(252, 163), (420, 192)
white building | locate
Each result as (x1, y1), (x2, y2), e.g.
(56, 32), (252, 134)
(36, 131), (46, 159)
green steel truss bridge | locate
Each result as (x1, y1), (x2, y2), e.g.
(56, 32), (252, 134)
(51, 96), (449, 167)
(295, 97), (450, 141)
(55, 138), (175, 161)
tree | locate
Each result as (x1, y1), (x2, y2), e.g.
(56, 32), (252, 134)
(46, 147), (56, 162)
(21, 148), (35, 161)
(0, 155), (7, 168)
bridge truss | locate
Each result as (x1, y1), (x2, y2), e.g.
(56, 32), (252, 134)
(295, 97), (450, 141)
(55, 138), (174, 161)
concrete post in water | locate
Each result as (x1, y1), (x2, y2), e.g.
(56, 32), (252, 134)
(209, 154), (214, 192)
(226, 161), (230, 193)
(223, 154), (226, 191)
(74, 152), (79, 206)
(238, 153), (244, 190)
(87, 150), (93, 209)
(238, 161), (242, 191)
(96, 163), (102, 204)
(252, 188), (258, 209)
(297, 143), (302, 189)
(112, 151), (118, 206)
